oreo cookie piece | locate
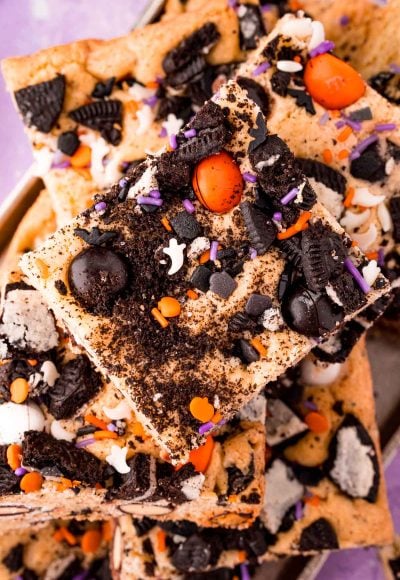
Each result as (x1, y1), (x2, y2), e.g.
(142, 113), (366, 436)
(237, 76), (270, 117)
(170, 212), (203, 240)
(156, 154), (191, 194)
(74, 227), (117, 246)
(296, 158), (347, 196)
(270, 70), (291, 96)
(287, 88), (316, 115)
(158, 520), (198, 538)
(299, 518), (339, 551)
(0, 465), (19, 494)
(2, 543), (24, 572)
(109, 453), (155, 500)
(282, 281), (344, 337)
(325, 414), (380, 502)
(329, 271), (367, 314)
(389, 197), (400, 243)
(312, 319), (365, 363)
(248, 111), (268, 153)
(266, 398), (308, 446)
(369, 71), (400, 105)
(173, 125), (229, 164)
(237, 4), (266, 50)
(14, 74), (65, 133)
(228, 311), (256, 332)
(166, 55), (207, 88)
(227, 458), (255, 495)
(162, 23), (220, 75)
(57, 131), (80, 156)
(68, 99), (122, 144)
(290, 463), (324, 487)
(22, 431), (105, 485)
(155, 95), (193, 124)
(91, 76), (115, 99)
(349, 141), (387, 182)
(48, 355), (102, 419)
(171, 534), (212, 572)
(263, 459), (304, 534)
(240, 201), (277, 255)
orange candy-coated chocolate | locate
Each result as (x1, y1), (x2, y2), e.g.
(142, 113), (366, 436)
(10, 378), (29, 404)
(158, 296), (181, 318)
(192, 151), (243, 213)
(189, 435), (215, 473)
(20, 472), (43, 493)
(189, 397), (215, 422)
(304, 53), (365, 110)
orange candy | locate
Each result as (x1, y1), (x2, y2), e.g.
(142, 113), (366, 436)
(189, 435), (214, 473)
(304, 53), (365, 110)
(70, 144), (92, 168)
(158, 296), (181, 318)
(192, 151), (243, 214)
(151, 307), (169, 328)
(189, 396), (215, 422)
(6, 444), (22, 470)
(10, 378), (29, 404)
(80, 529), (102, 554)
(305, 411), (330, 433)
(85, 414), (109, 431)
(20, 472), (43, 493)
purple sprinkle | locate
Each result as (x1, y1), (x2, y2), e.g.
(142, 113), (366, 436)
(344, 258), (371, 294)
(249, 247), (258, 260)
(335, 119), (346, 129)
(375, 123), (397, 132)
(144, 95), (158, 107)
(240, 563), (251, 580)
(137, 196), (163, 207)
(94, 201), (107, 212)
(319, 111), (329, 126)
(159, 126), (168, 138)
(184, 128), (197, 139)
(389, 63), (400, 73)
(378, 247), (385, 267)
(198, 421), (214, 435)
(169, 134), (178, 150)
(349, 134), (378, 160)
(370, 0), (388, 5)
(76, 438), (96, 448)
(339, 14), (350, 26)
(280, 187), (299, 205)
(210, 241), (219, 261)
(15, 467), (28, 476)
(183, 199), (196, 214)
(273, 212), (282, 221)
(149, 189), (161, 199)
(217, 418), (227, 427)
(337, 118), (362, 132)
(295, 501), (303, 520)
(72, 572), (89, 580)
(304, 400), (318, 411)
(242, 172), (257, 183)
(252, 61), (271, 77)
(119, 177), (128, 188)
(261, 3), (273, 12)
(51, 160), (71, 169)
(107, 423), (117, 432)
(227, 0), (237, 7)
(309, 40), (335, 58)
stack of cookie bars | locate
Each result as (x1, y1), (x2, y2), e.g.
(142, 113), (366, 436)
(1, 0), (400, 577)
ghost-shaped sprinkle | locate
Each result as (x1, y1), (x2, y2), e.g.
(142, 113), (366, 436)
(106, 445), (131, 474)
(163, 238), (186, 275)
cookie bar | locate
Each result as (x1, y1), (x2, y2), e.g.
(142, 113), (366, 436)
(2, 6), (251, 225)
(19, 78), (390, 461)
(110, 339), (393, 579)
(0, 518), (112, 579)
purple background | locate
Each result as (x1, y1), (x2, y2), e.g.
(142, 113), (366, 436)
(0, 0), (148, 203)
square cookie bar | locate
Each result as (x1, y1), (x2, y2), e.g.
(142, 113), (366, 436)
(20, 80), (389, 462)
(110, 340), (393, 579)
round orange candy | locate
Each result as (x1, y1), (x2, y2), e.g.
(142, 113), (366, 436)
(158, 296), (181, 318)
(189, 396), (214, 423)
(20, 472), (43, 493)
(192, 151), (243, 214)
(304, 53), (365, 110)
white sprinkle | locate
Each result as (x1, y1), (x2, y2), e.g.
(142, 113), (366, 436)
(351, 224), (378, 251)
(40, 360), (60, 387)
(362, 260), (381, 287)
(308, 20), (325, 51)
(103, 400), (132, 421)
(128, 83), (156, 101)
(106, 445), (131, 474)
(352, 188), (386, 207)
(50, 420), (75, 442)
(385, 157), (395, 175)
(377, 202), (392, 233)
(340, 209), (371, 231)
(136, 105), (155, 136)
(163, 238), (186, 275)
(277, 60), (303, 73)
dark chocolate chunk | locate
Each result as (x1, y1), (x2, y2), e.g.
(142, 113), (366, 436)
(190, 265), (212, 292)
(330, 271), (367, 314)
(68, 99), (122, 144)
(240, 201), (277, 254)
(245, 293), (272, 317)
(227, 458), (254, 495)
(237, 76), (270, 117)
(162, 23), (220, 75)
(282, 281), (344, 337)
(348, 107), (373, 121)
(14, 75), (65, 133)
(296, 158), (347, 195)
(170, 212), (203, 240)
(369, 71), (400, 105)
(238, 4), (266, 50)
(2, 543), (24, 572)
(0, 466), (19, 494)
(22, 431), (105, 485)
(228, 311), (256, 332)
(237, 339), (260, 364)
(390, 197), (400, 243)
(299, 518), (339, 551)
(350, 141), (387, 182)
(287, 88), (316, 115)
(57, 131), (80, 156)
(68, 246), (129, 310)
(209, 271), (237, 299)
(325, 414), (380, 502)
(74, 227), (117, 246)
(48, 355), (102, 419)
(91, 77), (115, 99)
(171, 535), (212, 572)
(248, 111), (268, 152)
(270, 70), (291, 96)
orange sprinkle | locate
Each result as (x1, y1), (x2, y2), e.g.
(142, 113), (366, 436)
(124, 100), (139, 116)
(304, 495), (320, 507)
(187, 289), (199, 300)
(337, 125), (353, 142)
(70, 144), (91, 168)
(161, 216), (172, 232)
(189, 435), (214, 473)
(211, 411), (222, 424)
(81, 529), (102, 554)
(146, 81), (159, 89)
(20, 472), (43, 493)
(85, 414), (109, 431)
(10, 378), (29, 404)
(250, 337), (267, 358)
(199, 250), (211, 264)
(27, 359), (38, 366)
(93, 430), (118, 440)
(366, 251), (379, 260)
(338, 149), (349, 160)
(238, 550), (247, 563)
(156, 529), (167, 552)
(293, 55), (302, 63)
(132, 421), (147, 438)
(102, 520), (114, 542)
(277, 211), (312, 240)
(189, 397), (214, 422)
(228, 494), (239, 503)
(60, 527), (78, 546)
(151, 307), (169, 328)
(6, 444), (22, 470)
(305, 411), (330, 433)
(322, 149), (333, 164)
(158, 296), (181, 318)
(343, 187), (355, 208)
